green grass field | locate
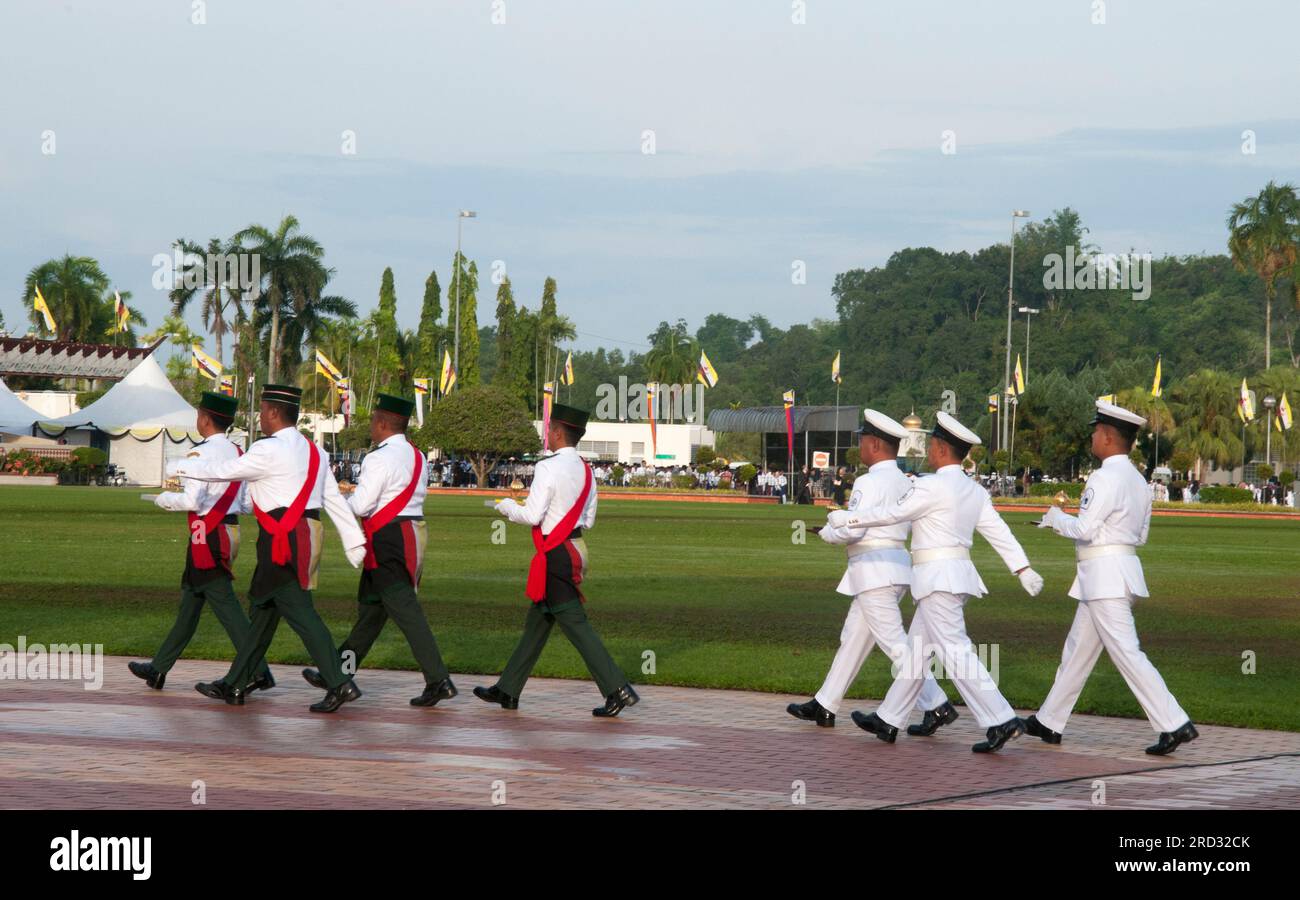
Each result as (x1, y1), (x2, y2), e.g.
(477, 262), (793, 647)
(2, 485), (1297, 730)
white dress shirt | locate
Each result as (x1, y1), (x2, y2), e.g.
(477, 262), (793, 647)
(845, 464), (1030, 599)
(155, 432), (249, 515)
(497, 446), (597, 534)
(1043, 454), (1150, 601)
(347, 433), (427, 519)
(169, 425), (365, 551)
(821, 459), (912, 596)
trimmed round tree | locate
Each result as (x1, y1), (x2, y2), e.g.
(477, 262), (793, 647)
(417, 384), (540, 487)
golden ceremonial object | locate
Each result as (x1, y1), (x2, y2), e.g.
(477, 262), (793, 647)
(163, 477), (182, 491)
(1052, 490), (1070, 508)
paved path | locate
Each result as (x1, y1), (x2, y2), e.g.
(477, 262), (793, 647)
(3, 656), (1297, 810)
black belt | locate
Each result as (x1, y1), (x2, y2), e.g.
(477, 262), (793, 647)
(221, 514), (239, 526)
(260, 507), (320, 521)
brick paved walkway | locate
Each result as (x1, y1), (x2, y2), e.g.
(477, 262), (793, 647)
(3, 656), (1297, 809)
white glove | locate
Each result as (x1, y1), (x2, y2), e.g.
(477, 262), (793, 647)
(165, 460), (181, 478)
(345, 544), (366, 569)
(825, 509), (849, 528)
(1018, 567), (1044, 597)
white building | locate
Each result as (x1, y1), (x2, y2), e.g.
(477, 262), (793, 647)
(533, 419), (716, 465)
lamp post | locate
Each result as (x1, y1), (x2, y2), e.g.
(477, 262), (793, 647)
(1018, 306), (1040, 387)
(1002, 210), (1030, 486)
(453, 209), (477, 378)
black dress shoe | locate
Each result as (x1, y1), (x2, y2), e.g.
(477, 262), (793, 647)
(1145, 721), (1198, 756)
(593, 684), (640, 718)
(907, 701), (959, 736)
(850, 710), (898, 743)
(309, 679), (362, 713)
(411, 678), (459, 707)
(972, 717), (1025, 753)
(1024, 714), (1063, 745)
(246, 671), (276, 693)
(301, 668), (327, 689)
(473, 684), (519, 710)
(786, 698), (835, 727)
(128, 661), (165, 690)
(195, 680), (244, 706)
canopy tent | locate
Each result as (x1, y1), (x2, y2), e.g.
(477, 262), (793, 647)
(0, 378), (43, 436)
(36, 355), (200, 485)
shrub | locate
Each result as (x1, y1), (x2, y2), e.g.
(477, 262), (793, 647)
(610, 464), (625, 483)
(735, 463), (757, 486)
(70, 447), (108, 471)
(671, 474), (696, 490)
(1199, 486), (1252, 504)
(1256, 464), (1274, 481)
(1280, 470), (1295, 488)
(2, 449), (48, 475)
(1029, 482), (1084, 498)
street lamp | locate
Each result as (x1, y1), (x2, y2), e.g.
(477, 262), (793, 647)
(1265, 394), (1277, 470)
(1002, 210), (1030, 482)
(453, 210), (477, 378)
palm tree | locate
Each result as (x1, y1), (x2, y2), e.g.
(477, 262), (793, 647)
(1227, 181), (1300, 369)
(1169, 369), (1245, 479)
(234, 215), (328, 382)
(169, 237), (245, 368)
(263, 265), (357, 385)
(24, 255), (110, 342)
(643, 327), (700, 423)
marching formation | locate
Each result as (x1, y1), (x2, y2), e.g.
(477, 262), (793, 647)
(127, 385), (1196, 757)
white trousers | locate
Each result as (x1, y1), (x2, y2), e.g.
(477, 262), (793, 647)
(815, 585), (949, 715)
(1036, 597), (1189, 735)
(877, 591), (1016, 730)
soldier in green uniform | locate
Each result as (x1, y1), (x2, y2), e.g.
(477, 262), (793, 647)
(302, 393), (457, 707)
(474, 403), (639, 717)
(128, 392), (273, 693)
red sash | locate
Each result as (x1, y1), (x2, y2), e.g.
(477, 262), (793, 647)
(363, 443), (423, 570)
(525, 462), (592, 602)
(188, 446), (243, 570)
(253, 440), (320, 567)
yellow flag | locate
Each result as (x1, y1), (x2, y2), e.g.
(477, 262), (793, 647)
(987, 393), (999, 413)
(439, 350), (457, 394)
(1013, 354), (1025, 395)
(831, 350), (841, 384)
(413, 377), (430, 397)
(314, 349), (343, 383)
(1151, 356), (1162, 398)
(115, 291), (130, 332)
(697, 351), (719, 388)
(560, 351), (575, 386)
(191, 344), (223, 379)
(33, 286), (57, 333)
(1240, 378), (1254, 420)
(1279, 392), (1293, 430)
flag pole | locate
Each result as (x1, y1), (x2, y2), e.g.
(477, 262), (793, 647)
(1009, 394), (1019, 492)
(833, 382), (840, 470)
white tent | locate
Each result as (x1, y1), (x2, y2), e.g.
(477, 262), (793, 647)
(37, 355), (200, 485)
(0, 378), (43, 436)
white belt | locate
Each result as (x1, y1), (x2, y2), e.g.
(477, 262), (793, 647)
(847, 539), (907, 558)
(912, 546), (970, 564)
(1076, 544), (1137, 562)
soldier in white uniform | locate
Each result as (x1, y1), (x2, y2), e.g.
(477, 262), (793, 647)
(843, 411), (1045, 752)
(787, 409), (954, 732)
(1025, 400), (1197, 755)
(128, 392), (272, 693)
(170, 384), (369, 713)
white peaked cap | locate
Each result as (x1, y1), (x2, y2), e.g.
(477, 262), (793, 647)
(933, 410), (982, 447)
(860, 408), (909, 441)
(1092, 399), (1147, 430)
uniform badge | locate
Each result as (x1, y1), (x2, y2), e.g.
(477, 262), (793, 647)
(848, 492), (861, 510)
(897, 486), (914, 506)
(1081, 487), (1094, 510)
(186, 451), (201, 458)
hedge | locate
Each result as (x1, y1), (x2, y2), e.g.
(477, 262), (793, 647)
(1198, 486), (1253, 504)
(1028, 482), (1084, 499)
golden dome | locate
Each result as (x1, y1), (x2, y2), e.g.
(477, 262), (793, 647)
(902, 412), (923, 430)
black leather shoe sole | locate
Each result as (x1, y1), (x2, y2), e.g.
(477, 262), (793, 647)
(1024, 715), (1063, 745)
(1146, 722), (1198, 755)
(411, 680), (459, 707)
(473, 685), (519, 709)
(972, 718), (1025, 753)
(128, 662), (165, 690)
(907, 703), (959, 736)
(850, 711), (898, 743)
(786, 703), (835, 727)
(301, 668), (327, 689)
(310, 682), (362, 714)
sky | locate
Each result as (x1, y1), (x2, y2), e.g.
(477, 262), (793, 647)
(2, 0), (1299, 360)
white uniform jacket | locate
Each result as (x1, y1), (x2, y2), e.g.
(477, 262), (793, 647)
(820, 459), (912, 597)
(845, 464), (1029, 599)
(497, 446), (597, 534)
(1042, 454), (1150, 601)
(154, 432), (250, 515)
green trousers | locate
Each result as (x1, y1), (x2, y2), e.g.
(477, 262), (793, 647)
(497, 599), (625, 699)
(151, 579), (271, 681)
(338, 583), (450, 684)
(224, 581), (348, 691)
